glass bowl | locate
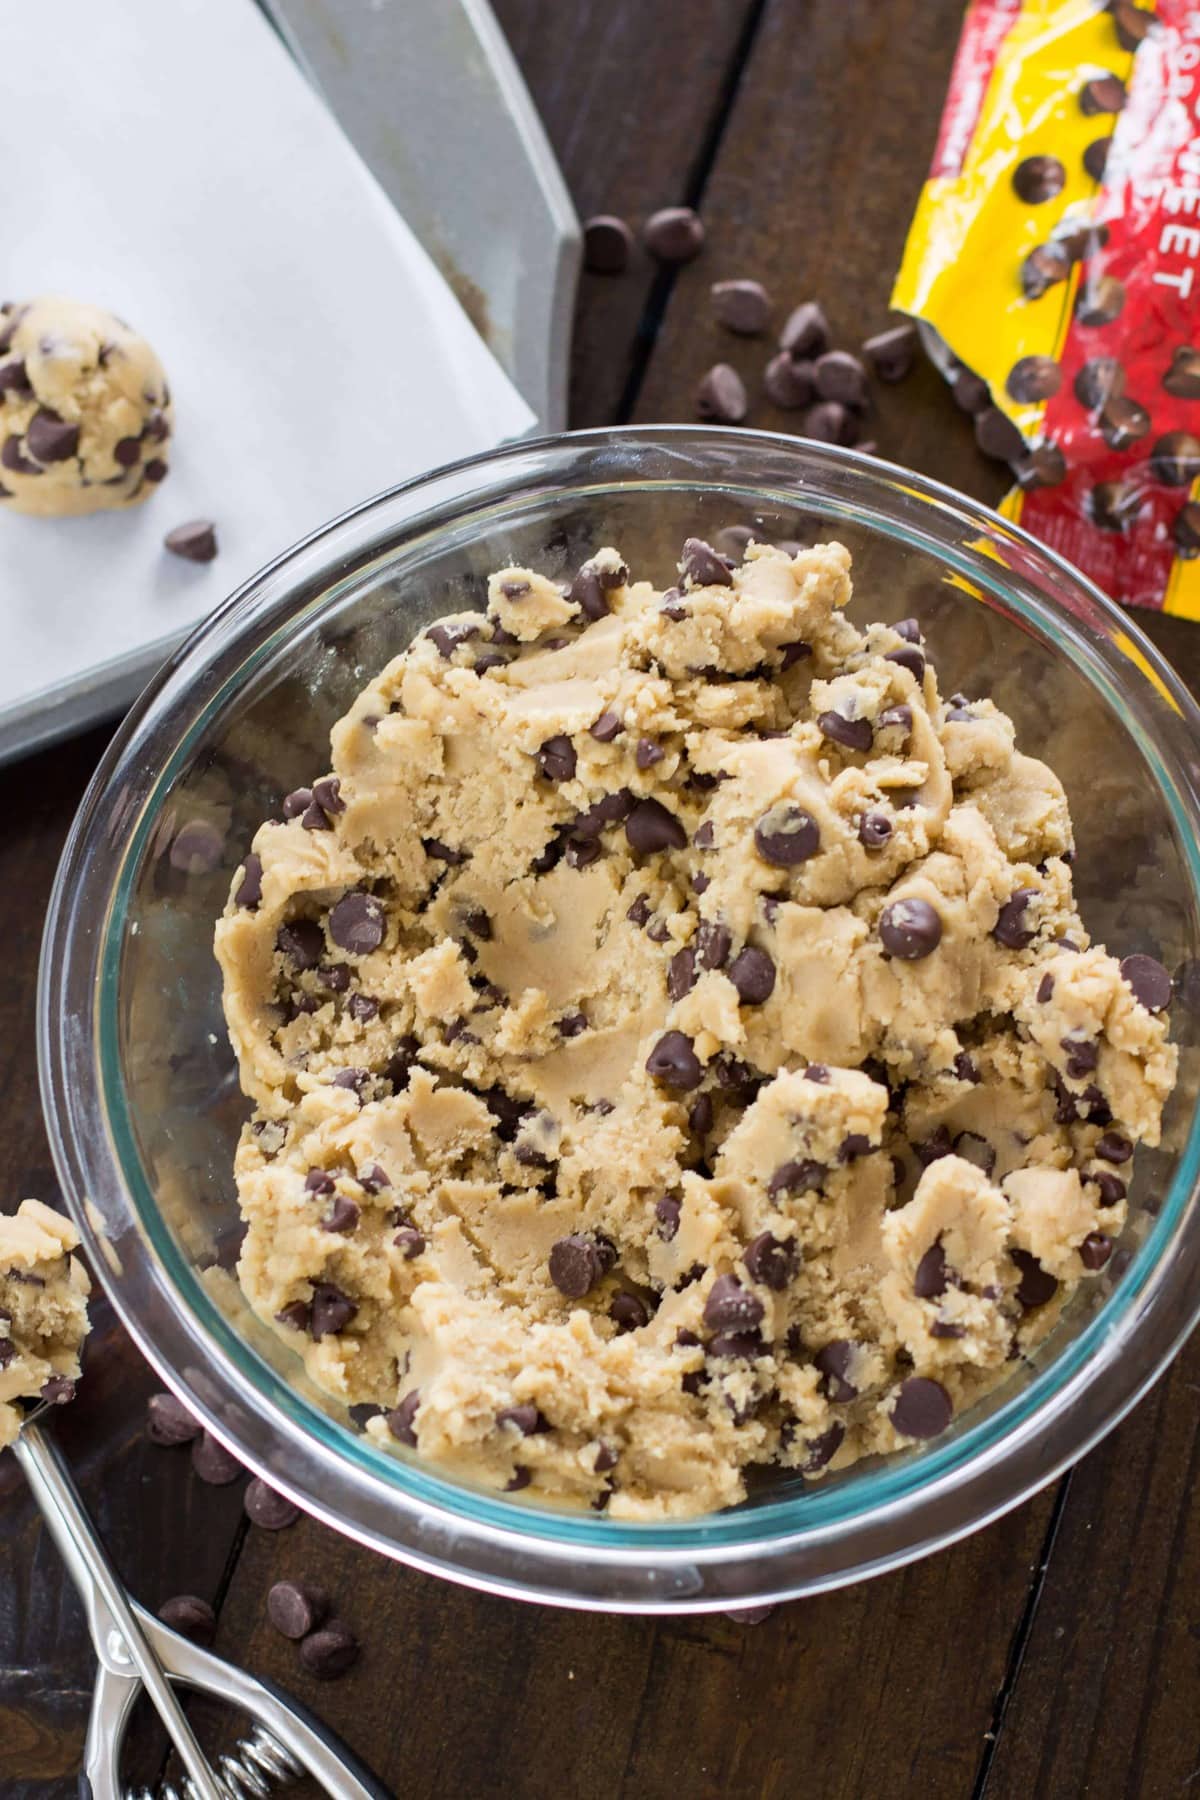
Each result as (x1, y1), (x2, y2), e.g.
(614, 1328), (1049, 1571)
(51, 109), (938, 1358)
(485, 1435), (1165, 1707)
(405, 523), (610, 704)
(39, 427), (1200, 1612)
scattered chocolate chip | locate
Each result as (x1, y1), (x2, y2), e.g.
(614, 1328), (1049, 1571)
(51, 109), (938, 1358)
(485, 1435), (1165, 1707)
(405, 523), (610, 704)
(1013, 154), (1067, 205)
(1150, 431), (1200, 486)
(1062, 1034), (1099, 1080)
(275, 1301), (312, 1333)
(636, 736), (665, 770)
(954, 1130), (996, 1176)
(1, 434), (40, 475)
(245, 1477), (299, 1530)
(803, 399), (857, 445)
(164, 519), (217, 563)
(891, 1376), (952, 1439)
(655, 1196), (682, 1241)
(234, 853), (262, 910)
(1012, 441), (1068, 489)
(26, 409), (79, 463)
(1096, 1131), (1133, 1165)
(319, 961), (351, 994)
(754, 802), (820, 866)
(689, 1092), (714, 1136)
(423, 837), (468, 866)
(804, 1063), (830, 1083)
(744, 1231), (797, 1291)
(696, 362), (748, 423)
(506, 1466), (532, 1492)
(1083, 136), (1112, 182)
(299, 1620), (360, 1680)
(711, 278), (771, 335)
(147, 1391), (202, 1446)
(1006, 355), (1062, 403)
(993, 888), (1037, 949)
(858, 810), (893, 850)
(814, 350), (868, 409)
(645, 1030), (703, 1091)
(323, 1196), (360, 1235)
(1021, 242), (1072, 300)
(328, 892), (385, 955)
(954, 1051), (980, 1084)
(1164, 345), (1200, 399)
(590, 709), (622, 742)
(643, 206), (705, 263)
(1037, 973), (1055, 1003)
(863, 322), (917, 382)
(709, 1330), (762, 1362)
(680, 535), (733, 587)
(306, 1169), (337, 1199)
(583, 214), (634, 273)
(915, 1125), (953, 1166)
(557, 1011), (588, 1038)
(549, 1233), (603, 1298)
(704, 1274), (764, 1333)
(388, 1391), (421, 1446)
(1075, 355), (1125, 412)
(780, 638), (812, 668)
(427, 621), (479, 660)
(1089, 479), (1140, 532)
(159, 1595), (216, 1646)
(767, 1158), (823, 1198)
(268, 1581), (329, 1640)
(1100, 395), (1150, 451)
(610, 1292), (650, 1332)
(801, 1421), (845, 1472)
(0, 358), (31, 397)
(497, 1404), (548, 1436)
(309, 1283), (357, 1339)
(728, 946), (776, 1005)
(1112, 0), (1157, 48)
(1080, 72), (1126, 115)
(536, 734), (577, 783)
(877, 704), (913, 741)
(818, 709), (873, 753)
(191, 1431), (243, 1486)
(951, 367), (992, 414)
(815, 1340), (859, 1403)
(625, 796), (687, 853)
(885, 644), (927, 681)
(780, 301), (831, 359)
(695, 920), (732, 970)
(1011, 1247), (1058, 1309)
(764, 352), (816, 409)
(1076, 273), (1126, 326)
(1174, 501), (1200, 556)
(879, 896), (942, 959)
(667, 947), (698, 1001)
(975, 406), (1026, 463)
(332, 1067), (369, 1099)
(913, 1240), (948, 1299)
(1119, 952), (1171, 1012)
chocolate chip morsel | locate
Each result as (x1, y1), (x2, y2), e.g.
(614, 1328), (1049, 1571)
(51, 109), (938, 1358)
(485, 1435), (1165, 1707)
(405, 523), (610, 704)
(780, 300), (831, 360)
(1112, 0), (1158, 50)
(696, 363), (748, 424)
(1006, 355), (1062, 403)
(703, 1274), (764, 1333)
(244, 1476), (300, 1530)
(818, 709), (872, 753)
(583, 214), (634, 274)
(754, 802), (820, 866)
(1163, 346), (1200, 399)
(549, 1233), (603, 1298)
(1012, 441), (1067, 490)
(1100, 396), (1151, 450)
(814, 1339), (859, 1402)
(1084, 136), (1112, 181)
(879, 897), (943, 960)
(1150, 432), (1200, 486)
(1088, 480), (1141, 533)
(950, 367), (991, 414)
(744, 1231), (798, 1291)
(164, 519), (218, 563)
(328, 892), (386, 955)
(26, 409), (80, 463)
(711, 278), (771, 335)
(625, 796), (688, 853)
(1080, 73), (1127, 115)
(764, 352), (816, 409)
(891, 1377), (953, 1439)
(299, 1619), (361, 1680)
(728, 946), (776, 1005)
(1074, 355), (1125, 410)
(268, 1580), (330, 1640)
(814, 350), (869, 409)
(147, 1390), (202, 1446)
(1173, 501), (1200, 556)
(159, 1595), (216, 1646)
(1021, 242), (1072, 300)
(1080, 1232), (1114, 1271)
(642, 206), (705, 263)
(191, 1430), (243, 1486)
(387, 1390), (421, 1445)
(803, 400), (858, 445)
(1075, 274), (1126, 326)
(679, 535), (733, 588)
(993, 887), (1037, 949)
(645, 1030), (703, 1091)
(862, 322), (918, 383)
(1012, 154), (1067, 204)
(1011, 1248), (1058, 1310)
(1120, 953), (1173, 1012)
(974, 407), (1026, 463)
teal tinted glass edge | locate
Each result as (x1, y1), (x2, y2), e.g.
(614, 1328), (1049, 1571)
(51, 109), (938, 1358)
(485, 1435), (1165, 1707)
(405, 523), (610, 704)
(95, 456), (1200, 1554)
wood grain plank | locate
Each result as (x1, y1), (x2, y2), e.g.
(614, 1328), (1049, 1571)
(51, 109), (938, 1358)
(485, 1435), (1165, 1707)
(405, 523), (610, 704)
(491, 0), (761, 427)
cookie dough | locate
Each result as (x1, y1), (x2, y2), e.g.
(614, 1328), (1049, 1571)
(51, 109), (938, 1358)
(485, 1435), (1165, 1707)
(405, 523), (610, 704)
(0, 296), (172, 516)
(0, 1200), (91, 1448)
(216, 537), (1177, 1519)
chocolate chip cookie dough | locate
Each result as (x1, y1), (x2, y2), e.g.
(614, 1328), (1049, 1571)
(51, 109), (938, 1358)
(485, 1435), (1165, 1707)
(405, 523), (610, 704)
(0, 1200), (91, 1448)
(0, 296), (171, 515)
(216, 537), (1176, 1519)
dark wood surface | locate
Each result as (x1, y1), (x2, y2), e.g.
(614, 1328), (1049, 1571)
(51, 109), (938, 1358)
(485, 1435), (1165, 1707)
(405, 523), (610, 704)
(4, 4), (1200, 1796)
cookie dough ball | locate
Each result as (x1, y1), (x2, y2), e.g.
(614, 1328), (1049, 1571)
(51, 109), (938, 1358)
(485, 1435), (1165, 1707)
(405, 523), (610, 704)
(0, 295), (172, 517)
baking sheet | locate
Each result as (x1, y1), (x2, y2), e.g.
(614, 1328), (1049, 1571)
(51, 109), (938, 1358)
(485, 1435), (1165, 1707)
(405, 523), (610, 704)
(0, 0), (535, 762)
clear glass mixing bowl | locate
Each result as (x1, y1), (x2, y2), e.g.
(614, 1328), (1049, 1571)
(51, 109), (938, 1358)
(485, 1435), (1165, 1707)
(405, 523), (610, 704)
(38, 428), (1200, 1611)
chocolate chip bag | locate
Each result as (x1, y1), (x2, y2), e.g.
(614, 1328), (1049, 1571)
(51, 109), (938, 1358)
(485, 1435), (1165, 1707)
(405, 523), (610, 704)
(892, 0), (1200, 617)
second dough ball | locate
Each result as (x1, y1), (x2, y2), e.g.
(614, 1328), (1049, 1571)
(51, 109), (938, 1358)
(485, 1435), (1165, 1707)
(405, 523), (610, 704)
(0, 296), (173, 517)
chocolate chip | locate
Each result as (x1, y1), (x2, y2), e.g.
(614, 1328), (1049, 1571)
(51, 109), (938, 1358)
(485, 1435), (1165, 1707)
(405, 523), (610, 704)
(780, 638), (812, 669)
(507, 1466), (532, 1492)
(655, 1196), (682, 1241)
(1006, 355), (1062, 402)
(728, 946), (776, 1005)
(1012, 441), (1069, 489)
(974, 406), (1026, 462)
(388, 1391), (421, 1445)
(818, 709), (872, 752)
(646, 1029), (703, 1091)
(954, 1130), (996, 1176)
(689, 1092), (714, 1137)
(323, 1196), (359, 1235)
(643, 206), (704, 263)
(1164, 346), (1200, 399)
(711, 278), (771, 335)
(803, 400), (857, 445)
(164, 519), (218, 563)
(275, 1300), (312, 1333)
(1096, 1131), (1133, 1164)
(766, 1158), (822, 1200)
(1074, 355), (1125, 412)
(891, 1376), (952, 1439)
(858, 810), (893, 850)
(1119, 952), (1171, 1013)
(815, 1340), (858, 1403)
(625, 796), (687, 853)
(1013, 154), (1067, 204)
(319, 961), (351, 994)
(667, 947), (697, 1001)
(764, 352), (816, 409)
(0, 357), (31, 397)
(878, 704), (913, 741)
(1, 434), (40, 474)
(423, 837), (468, 866)
(1150, 431), (1200, 486)
(610, 1292), (650, 1332)
(680, 536), (733, 587)
(1174, 501), (1200, 556)
(268, 1581), (329, 1640)
(1021, 242), (1072, 300)
(879, 896), (942, 959)
(636, 737), (665, 770)
(703, 1274), (764, 1333)
(309, 1282), (357, 1338)
(1037, 972), (1055, 1003)
(800, 1421), (845, 1472)
(590, 709), (623, 742)
(1011, 1248), (1058, 1309)
(915, 1125), (953, 1167)
(277, 918), (324, 970)
(693, 921), (730, 971)
(234, 854), (263, 909)
(780, 301), (831, 359)
(744, 1232), (797, 1291)
(696, 363), (748, 423)
(557, 1011), (588, 1038)
(1112, 0), (1157, 48)
(147, 1391), (202, 1446)
(245, 1477), (299, 1530)
(1062, 1034), (1099, 1080)
(536, 734), (577, 783)
(815, 350), (868, 409)
(26, 409), (79, 463)
(913, 1240), (948, 1299)
(1080, 72), (1126, 115)
(159, 1595), (216, 1646)
(863, 322), (917, 382)
(497, 1404), (547, 1436)
(993, 888), (1037, 950)
(1089, 480), (1140, 532)
(583, 214), (633, 273)
(754, 802), (820, 866)
(299, 1620), (360, 1680)
(954, 1051), (980, 1084)
(708, 1330), (762, 1362)
(328, 892), (385, 955)
(549, 1233), (603, 1298)
(426, 621), (478, 659)
(1100, 395), (1150, 451)
(191, 1431), (243, 1486)
(358, 1163), (392, 1195)
(1076, 274), (1125, 326)
(885, 644), (926, 681)
(1083, 136), (1112, 182)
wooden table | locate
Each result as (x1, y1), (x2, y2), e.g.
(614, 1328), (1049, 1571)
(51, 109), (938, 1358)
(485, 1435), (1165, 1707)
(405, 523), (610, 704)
(6, 5), (1200, 1796)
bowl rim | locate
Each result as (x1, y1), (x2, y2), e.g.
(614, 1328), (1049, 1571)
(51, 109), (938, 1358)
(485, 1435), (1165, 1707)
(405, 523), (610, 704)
(37, 424), (1200, 1611)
